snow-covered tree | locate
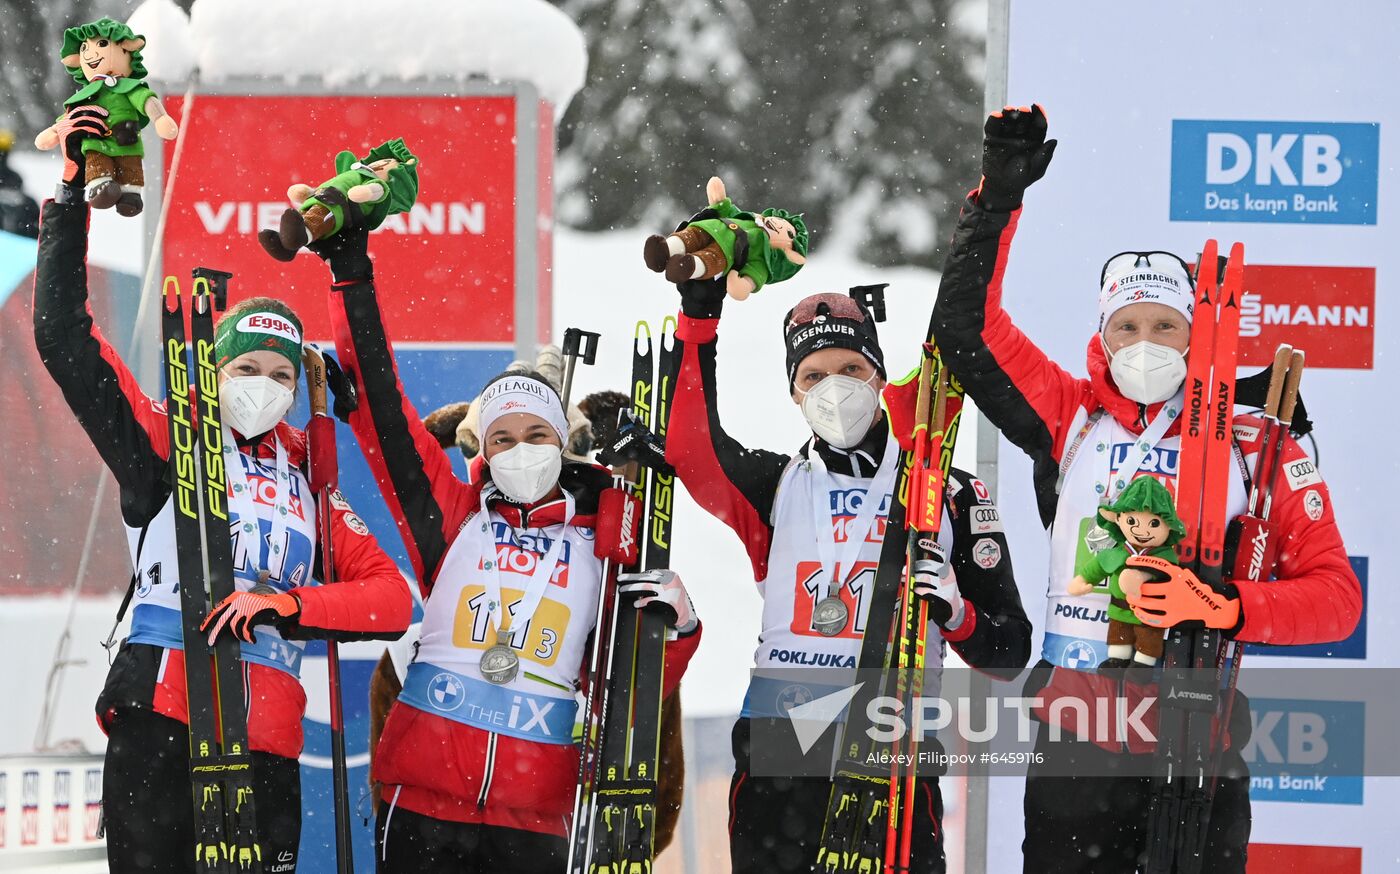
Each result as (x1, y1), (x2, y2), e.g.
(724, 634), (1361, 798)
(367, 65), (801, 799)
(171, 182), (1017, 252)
(552, 0), (984, 268)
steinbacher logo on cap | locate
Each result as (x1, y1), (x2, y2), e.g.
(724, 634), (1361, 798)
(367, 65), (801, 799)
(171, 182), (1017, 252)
(236, 313), (302, 345)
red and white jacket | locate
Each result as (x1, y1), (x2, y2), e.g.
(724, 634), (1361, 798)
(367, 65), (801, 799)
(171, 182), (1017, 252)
(328, 276), (699, 837)
(928, 189), (1362, 750)
(32, 200), (412, 760)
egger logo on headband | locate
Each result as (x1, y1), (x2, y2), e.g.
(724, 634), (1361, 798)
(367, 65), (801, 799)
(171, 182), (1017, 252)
(236, 313), (302, 345)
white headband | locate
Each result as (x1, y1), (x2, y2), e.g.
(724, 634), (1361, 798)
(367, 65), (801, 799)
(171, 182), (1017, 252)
(1099, 264), (1195, 333)
(477, 375), (568, 445)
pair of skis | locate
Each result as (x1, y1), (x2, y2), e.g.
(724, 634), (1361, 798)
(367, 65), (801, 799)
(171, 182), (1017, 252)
(568, 320), (677, 874)
(815, 345), (964, 874)
(162, 272), (356, 873)
(1146, 242), (1306, 873)
(163, 270), (262, 873)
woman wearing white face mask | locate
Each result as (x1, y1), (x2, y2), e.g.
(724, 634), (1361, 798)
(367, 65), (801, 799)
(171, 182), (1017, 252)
(32, 194), (412, 873)
(931, 104), (1360, 874)
(664, 283), (1032, 874)
(313, 230), (701, 873)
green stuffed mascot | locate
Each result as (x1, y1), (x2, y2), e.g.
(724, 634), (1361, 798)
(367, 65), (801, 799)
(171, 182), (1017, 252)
(34, 17), (180, 216)
(643, 175), (808, 301)
(260, 138), (420, 262)
(1068, 476), (1186, 679)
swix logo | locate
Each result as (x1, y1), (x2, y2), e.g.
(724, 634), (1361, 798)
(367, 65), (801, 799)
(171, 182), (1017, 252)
(1238, 265), (1375, 369)
(1247, 527), (1272, 580)
(196, 201), (488, 236)
(490, 522), (572, 585)
(617, 495), (638, 557)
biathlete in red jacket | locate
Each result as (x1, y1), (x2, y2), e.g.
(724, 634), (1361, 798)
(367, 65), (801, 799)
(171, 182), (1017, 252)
(32, 122), (412, 874)
(312, 228), (701, 873)
(663, 276), (1032, 874)
(930, 105), (1362, 873)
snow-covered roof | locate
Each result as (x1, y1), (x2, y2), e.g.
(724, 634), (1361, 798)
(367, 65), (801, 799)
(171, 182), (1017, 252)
(128, 0), (587, 115)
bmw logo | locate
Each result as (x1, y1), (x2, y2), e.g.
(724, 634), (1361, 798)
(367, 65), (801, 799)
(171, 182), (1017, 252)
(1062, 641), (1098, 671)
(777, 684), (814, 714)
(427, 672), (466, 712)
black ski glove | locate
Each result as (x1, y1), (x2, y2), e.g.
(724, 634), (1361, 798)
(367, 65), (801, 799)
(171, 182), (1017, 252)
(978, 103), (1058, 212)
(322, 351), (360, 424)
(306, 222), (373, 284)
(53, 105), (110, 204)
(675, 276), (726, 320)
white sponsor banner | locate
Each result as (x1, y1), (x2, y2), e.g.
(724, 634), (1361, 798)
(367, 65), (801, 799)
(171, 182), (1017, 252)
(989, 2), (1397, 871)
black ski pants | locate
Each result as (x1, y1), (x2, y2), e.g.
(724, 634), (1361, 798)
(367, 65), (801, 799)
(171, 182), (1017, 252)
(728, 717), (946, 874)
(103, 706), (301, 874)
(1022, 720), (1252, 873)
(375, 804), (566, 873)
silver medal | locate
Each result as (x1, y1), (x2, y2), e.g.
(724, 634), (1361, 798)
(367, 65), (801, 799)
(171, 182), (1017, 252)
(811, 596), (850, 637)
(479, 642), (520, 685)
(1084, 525), (1114, 555)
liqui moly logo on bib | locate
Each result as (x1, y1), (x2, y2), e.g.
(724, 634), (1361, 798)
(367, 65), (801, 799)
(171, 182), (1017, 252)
(491, 522), (572, 585)
(1170, 120), (1379, 225)
(1238, 264), (1375, 369)
(1109, 444), (1179, 478)
(828, 488), (891, 543)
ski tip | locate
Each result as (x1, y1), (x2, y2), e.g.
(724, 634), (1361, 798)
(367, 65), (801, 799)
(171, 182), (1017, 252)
(634, 320), (652, 340)
(661, 313), (677, 335)
(161, 275), (181, 313)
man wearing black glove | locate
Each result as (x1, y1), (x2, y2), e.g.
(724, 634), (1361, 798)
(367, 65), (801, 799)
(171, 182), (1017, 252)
(663, 273), (1032, 873)
(931, 103), (1360, 873)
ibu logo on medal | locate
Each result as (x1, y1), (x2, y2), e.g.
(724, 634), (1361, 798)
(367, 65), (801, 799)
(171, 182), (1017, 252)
(427, 672), (466, 712)
(811, 597), (850, 637)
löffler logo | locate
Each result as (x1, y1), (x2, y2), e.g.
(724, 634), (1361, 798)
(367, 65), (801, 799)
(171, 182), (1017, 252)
(1237, 264), (1374, 369)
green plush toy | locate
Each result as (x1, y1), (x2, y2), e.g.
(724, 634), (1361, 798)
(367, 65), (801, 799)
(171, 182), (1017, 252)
(642, 175), (808, 301)
(1067, 476), (1185, 675)
(259, 138), (420, 262)
(33, 17), (180, 216)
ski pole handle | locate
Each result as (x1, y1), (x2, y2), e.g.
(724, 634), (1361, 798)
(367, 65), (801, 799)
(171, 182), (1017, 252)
(191, 266), (233, 311)
(1279, 350), (1305, 427)
(303, 346), (329, 418)
(1264, 346), (1292, 418)
(560, 327), (601, 410)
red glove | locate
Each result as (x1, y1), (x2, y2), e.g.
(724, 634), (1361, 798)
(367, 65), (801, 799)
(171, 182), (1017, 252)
(200, 590), (300, 644)
(1124, 555), (1241, 629)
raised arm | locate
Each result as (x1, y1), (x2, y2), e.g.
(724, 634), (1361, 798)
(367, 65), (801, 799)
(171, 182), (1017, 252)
(931, 106), (1094, 471)
(316, 235), (479, 588)
(32, 199), (171, 524)
(664, 279), (791, 581)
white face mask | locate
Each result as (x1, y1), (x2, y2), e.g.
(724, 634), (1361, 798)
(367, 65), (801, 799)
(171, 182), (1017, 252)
(1107, 339), (1188, 404)
(489, 441), (563, 504)
(798, 373), (880, 449)
(220, 375), (294, 437)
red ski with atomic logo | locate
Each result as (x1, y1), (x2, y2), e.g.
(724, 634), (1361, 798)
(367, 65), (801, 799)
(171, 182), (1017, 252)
(1145, 241), (1243, 874)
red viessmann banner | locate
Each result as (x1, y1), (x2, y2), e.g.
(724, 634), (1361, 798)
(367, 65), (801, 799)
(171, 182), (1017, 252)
(1238, 264), (1375, 370)
(159, 93), (550, 344)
